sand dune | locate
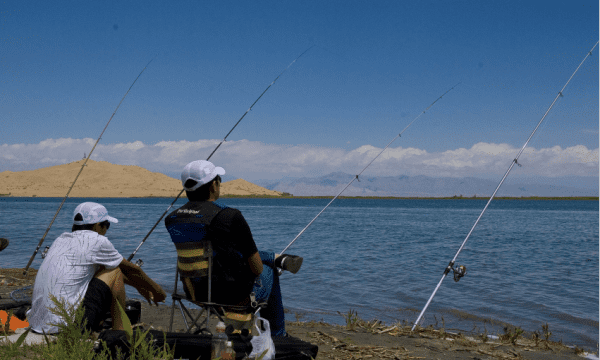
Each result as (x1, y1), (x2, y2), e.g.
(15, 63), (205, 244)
(0, 160), (282, 198)
(221, 178), (283, 196)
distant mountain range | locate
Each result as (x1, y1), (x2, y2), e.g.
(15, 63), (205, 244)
(255, 173), (598, 197)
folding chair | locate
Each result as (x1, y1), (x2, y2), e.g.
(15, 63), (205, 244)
(168, 239), (264, 334)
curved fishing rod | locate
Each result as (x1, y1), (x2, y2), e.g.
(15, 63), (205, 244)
(23, 59), (155, 275)
(411, 41), (598, 331)
(280, 82), (460, 256)
(127, 47), (313, 262)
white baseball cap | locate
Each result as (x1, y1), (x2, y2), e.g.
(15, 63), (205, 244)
(73, 202), (119, 225)
(181, 160), (226, 191)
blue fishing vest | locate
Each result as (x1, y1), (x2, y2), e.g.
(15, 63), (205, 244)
(165, 201), (228, 278)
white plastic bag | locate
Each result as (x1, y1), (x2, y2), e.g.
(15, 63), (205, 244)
(249, 316), (275, 360)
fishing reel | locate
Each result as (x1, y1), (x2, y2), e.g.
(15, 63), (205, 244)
(452, 264), (467, 282)
(444, 261), (467, 282)
(134, 259), (144, 267)
(40, 246), (50, 259)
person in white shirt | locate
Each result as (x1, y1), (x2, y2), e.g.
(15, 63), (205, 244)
(28, 202), (166, 334)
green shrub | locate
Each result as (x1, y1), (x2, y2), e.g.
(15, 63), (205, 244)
(0, 295), (174, 360)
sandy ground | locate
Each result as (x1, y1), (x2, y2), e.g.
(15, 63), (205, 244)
(139, 302), (591, 360)
(0, 160), (282, 197)
(0, 268), (592, 360)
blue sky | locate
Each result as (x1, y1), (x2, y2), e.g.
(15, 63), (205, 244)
(2, 1), (598, 181)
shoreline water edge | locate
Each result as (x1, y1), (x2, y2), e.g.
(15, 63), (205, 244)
(0, 196), (597, 355)
(0, 271), (596, 359)
(1, 194), (598, 200)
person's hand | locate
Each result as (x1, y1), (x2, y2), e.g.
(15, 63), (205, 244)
(152, 286), (167, 304)
(138, 285), (166, 306)
(137, 287), (154, 305)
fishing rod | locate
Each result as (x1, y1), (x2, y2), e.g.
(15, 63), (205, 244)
(279, 82), (461, 256)
(411, 41), (598, 331)
(126, 47), (313, 262)
(23, 59), (155, 275)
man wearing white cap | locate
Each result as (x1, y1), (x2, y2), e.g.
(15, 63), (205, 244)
(28, 202), (166, 334)
(165, 160), (303, 337)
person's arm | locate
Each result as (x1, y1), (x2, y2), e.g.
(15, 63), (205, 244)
(118, 259), (167, 305)
(248, 251), (263, 275)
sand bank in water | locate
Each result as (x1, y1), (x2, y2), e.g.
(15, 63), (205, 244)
(0, 160), (282, 198)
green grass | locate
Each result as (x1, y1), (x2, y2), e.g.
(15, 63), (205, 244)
(0, 296), (175, 360)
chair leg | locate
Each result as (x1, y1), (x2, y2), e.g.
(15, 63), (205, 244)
(204, 306), (211, 332)
(168, 300), (176, 332)
(169, 268), (181, 332)
(186, 307), (208, 334)
(178, 302), (190, 330)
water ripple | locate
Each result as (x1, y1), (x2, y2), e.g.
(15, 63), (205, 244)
(0, 197), (597, 350)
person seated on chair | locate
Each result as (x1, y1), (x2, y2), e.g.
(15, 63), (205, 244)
(28, 202), (167, 335)
(165, 160), (303, 337)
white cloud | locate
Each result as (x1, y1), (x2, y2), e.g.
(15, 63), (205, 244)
(0, 138), (597, 180)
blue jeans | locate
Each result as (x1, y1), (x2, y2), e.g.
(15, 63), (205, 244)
(253, 251), (285, 337)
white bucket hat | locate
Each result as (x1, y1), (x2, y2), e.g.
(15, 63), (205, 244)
(181, 160), (226, 191)
(73, 202), (119, 225)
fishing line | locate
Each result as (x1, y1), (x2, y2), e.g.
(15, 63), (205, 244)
(126, 47), (313, 262)
(411, 41), (598, 331)
(23, 58), (155, 275)
(279, 82), (461, 256)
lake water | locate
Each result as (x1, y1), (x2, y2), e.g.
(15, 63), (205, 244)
(0, 197), (597, 350)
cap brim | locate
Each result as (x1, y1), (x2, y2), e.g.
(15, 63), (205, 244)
(107, 216), (118, 224)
